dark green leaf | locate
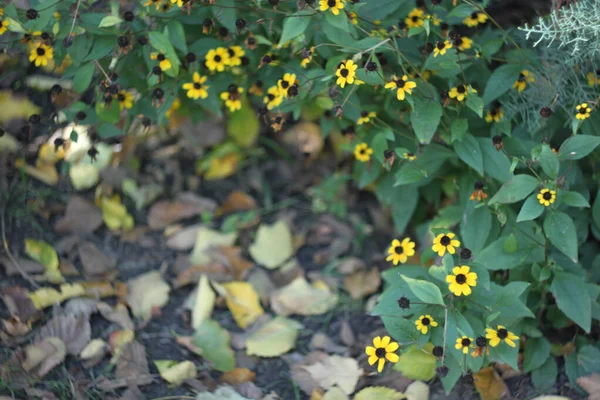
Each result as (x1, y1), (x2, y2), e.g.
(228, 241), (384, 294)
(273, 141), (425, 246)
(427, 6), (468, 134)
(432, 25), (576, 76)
(558, 135), (600, 160)
(544, 212), (578, 262)
(454, 134), (483, 176)
(523, 337), (551, 373)
(539, 144), (559, 179)
(83, 36), (115, 62)
(411, 97), (442, 144)
(382, 316), (419, 343)
(279, 12), (312, 45)
(461, 203), (491, 253)
(73, 62), (95, 94)
(466, 93), (484, 117)
(593, 189), (600, 229)
(482, 64), (523, 105)
(488, 175), (539, 205)
(324, 11), (349, 32)
(401, 275), (444, 305)
(451, 118), (468, 143)
(477, 137), (513, 183)
(211, 0), (236, 31)
(561, 191), (590, 208)
(97, 123), (123, 138)
(532, 357), (557, 392)
(550, 271), (591, 332)
(167, 19), (188, 53)
(475, 239), (532, 270)
(517, 194), (545, 222)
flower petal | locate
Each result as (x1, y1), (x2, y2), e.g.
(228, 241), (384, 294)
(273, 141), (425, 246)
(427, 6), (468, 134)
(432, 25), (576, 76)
(377, 357), (385, 373)
(373, 336), (381, 348)
(366, 346), (376, 356)
(368, 355), (379, 365)
(385, 342), (399, 352)
(386, 352), (399, 363)
(380, 336), (391, 348)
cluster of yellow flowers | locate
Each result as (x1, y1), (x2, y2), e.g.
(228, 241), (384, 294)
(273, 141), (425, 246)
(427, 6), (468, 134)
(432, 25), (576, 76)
(205, 46), (246, 72)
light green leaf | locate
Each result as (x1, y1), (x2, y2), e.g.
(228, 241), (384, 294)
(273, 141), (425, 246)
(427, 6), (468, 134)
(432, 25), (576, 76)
(246, 317), (302, 357)
(558, 135), (600, 160)
(193, 319), (236, 372)
(550, 271), (591, 332)
(561, 191), (590, 208)
(539, 144), (559, 179)
(454, 134), (483, 176)
(189, 227), (237, 265)
(466, 93), (484, 117)
(279, 11), (312, 46)
(544, 212), (578, 262)
(227, 98), (259, 147)
(517, 194), (545, 222)
(324, 11), (349, 33)
(401, 275), (444, 305)
(411, 97), (442, 144)
(488, 174), (539, 205)
(249, 220), (293, 269)
(394, 343), (436, 381)
(98, 16), (122, 28)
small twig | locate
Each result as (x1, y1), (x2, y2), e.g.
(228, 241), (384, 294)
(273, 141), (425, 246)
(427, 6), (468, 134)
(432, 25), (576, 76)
(94, 60), (112, 82)
(68, 0), (82, 39)
(1, 205), (40, 289)
(441, 306), (448, 364)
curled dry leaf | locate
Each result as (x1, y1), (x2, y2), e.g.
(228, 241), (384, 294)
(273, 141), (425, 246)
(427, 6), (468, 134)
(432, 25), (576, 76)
(189, 227), (238, 265)
(343, 268), (381, 300)
(78, 242), (117, 279)
(115, 341), (153, 386)
(173, 262), (232, 288)
(217, 190), (258, 216)
(154, 360), (197, 386)
(473, 366), (510, 400)
(246, 317), (303, 357)
(303, 355), (362, 395)
(148, 193), (217, 230)
(35, 313), (91, 355)
(97, 302), (135, 330)
(271, 277), (338, 317)
(220, 368), (256, 385)
(209, 246), (254, 280)
(54, 196), (103, 234)
(219, 281), (264, 329)
(249, 220), (293, 270)
(1, 286), (38, 321)
(126, 271), (170, 320)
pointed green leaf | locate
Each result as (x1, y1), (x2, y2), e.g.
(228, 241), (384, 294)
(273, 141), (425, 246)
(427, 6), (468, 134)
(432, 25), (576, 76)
(544, 212), (578, 262)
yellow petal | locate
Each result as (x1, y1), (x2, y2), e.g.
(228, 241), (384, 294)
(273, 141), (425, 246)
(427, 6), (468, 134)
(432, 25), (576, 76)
(373, 336), (381, 347)
(368, 355), (378, 365)
(366, 346), (376, 356)
(377, 357), (385, 373)
(380, 336), (391, 348)
(386, 352), (399, 363)
(385, 342), (399, 352)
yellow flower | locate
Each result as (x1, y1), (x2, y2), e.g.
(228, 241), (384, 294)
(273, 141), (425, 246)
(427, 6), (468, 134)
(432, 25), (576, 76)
(165, 97), (181, 118)
(456, 36), (473, 51)
(0, 7), (4, 16)
(446, 265), (477, 296)
(301, 47), (315, 68)
(426, 14), (441, 26)
(433, 40), (452, 57)
(432, 232), (460, 256)
(150, 51), (172, 71)
(386, 238), (415, 265)
(319, 0), (345, 15)
(587, 71), (599, 87)
(117, 90), (134, 110)
(405, 8), (424, 29)
(348, 11), (358, 25)
(357, 111), (376, 125)
(575, 103), (592, 120)
(29, 43), (54, 67)
(365, 336), (399, 373)
(485, 106), (503, 123)
(537, 188), (556, 207)
(512, 70), (535, 92)
(448, 84), (474, 102)
(455, 336), (474, 354)
(384, 75), (417, 101)
(415, 315), (438, 334)
(277, 73), (297, 97)
(220, 85), (244, 112)
(144, 0), (163, 10)
(183, 72), (209, 100)
(403, 152), (417, 161)
(0, 19), (8, 36)
(227, 45), (245, 67)
(248, 81), (264, 96)
(463, 11), (488, 27)
(263, 85), (284, 110)
(354, 142), (373, 163)
(53, 11), (60, 20)
(336, 60), (358, 88)
(470, 181), (488, 201)
(206, 47), (230, 72)
(485, 325), (519, 348)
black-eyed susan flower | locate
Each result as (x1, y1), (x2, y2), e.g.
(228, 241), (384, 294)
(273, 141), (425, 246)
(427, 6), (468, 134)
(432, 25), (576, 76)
(144, 0), (163, 10)
(433, 40), (452, 57)
(220, 84), (244, 112)
(270, 113), (286, 132)
(405, 8), (424, 29)
(471, 336), (489, 358)
(354, 142), (373, 163)
(117, 90), (134, 110)
(336, 60), (358, 88)
(446, 265), (477, 296)
(537, 188), (556, 207)
(415, 315), (438, 334)
(183, 72), (209, 100)
(463, 11), (488, 27)
(455, 36), (473, 51)
(575, 103), (592, 120)
(206, 47), (230, 72)
(470, 181), (488, 201)
(513, 70), (535, 93)
(263, 86), (284, 110)
(404, 152), (417, 161)
(384, 75), (416, 101)
(448, 84), (474, 102)
(492, 135), (504, 151)
(365, 336), (399, 373)
(249, 80), (264, 96)
(386, 238), (416, 265)
(319, 0), (344, 15)
(301, 47), (314, 68)
(227, 45), (245, 67)
(456, 336), (474, 354)
(432, 232), (460, 256)
(277, 73), (297, 97)
(150, 51), (172, 71)
(357, 111), (376, 125)
(0, 19), (8, 35)
(29, 43), (54, 67)
(485, 325), (519, 348)
(245, 32), (257, 50)
(485, 105), (503, 123)
(587, 70), (600, 87)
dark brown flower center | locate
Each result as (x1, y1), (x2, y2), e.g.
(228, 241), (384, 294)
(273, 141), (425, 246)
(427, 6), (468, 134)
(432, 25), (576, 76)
(518, 73), (526, 82)
(543, 191), (553, 200)
(497, 328), (508, 339)
(214, 55), (222, 62)
(361, 111), (368, 117)
(440, 235), (451, 245)
(194, 82), (202, 89)
(461, 338), (471, 347)
(359, 148), (366, 155)
(228, 49), (235, 57)
(579, 108), (588, 114)
(421, 317), (430, 326)
(281, 80), (289, 89)
(267, 94), (275, 101)
(340, 68), (349, 77)
(474, 181), (484, 190)
(117, 94), (125, 101)
(455, 274), (466, 284)
(395, 79), (405, 88)
(471, 12), (478, 19)
(328, 0), (336, 6)
(394, 246), (403, 255)
(375, 347), (386, 357)
(436, 42), (445, 50)
(157, 54), (165, 61)
(407, 152), (414, 158)
(412, 16), (419, 22)
(457, 85), (466, 94)
(36, 47), (45, 55)
(476, 336), (487, 347)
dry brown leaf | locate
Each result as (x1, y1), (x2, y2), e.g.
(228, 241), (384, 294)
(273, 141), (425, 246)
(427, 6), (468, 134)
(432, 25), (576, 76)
(309, 333), (346, 354)
(98, 302), (135, 330)
(217, 191), (258, 216)
(1, 286), (39, 321)
(54, 196), (103, 234)
(126, 271), (170, 320)
(63, 298), (98, 317)
(78, 242), (117, 279)
(210, 246), (254, 280)
(2, 317), (30, 337)
(173, 262), (232, 288)
(339, 321), (355, 347)
(578, 373), (600, 400)
(115, 341), (153, 384)
(282, 122), (323, 160)
(220, 367), (256, 385)
(148, 193), (216, 230)
(166, 223), (202, 250)
(473, 366), (510, 400)
(336, 257), (367, 275)
(303, 355), (362, 395)
(343, 268), (381, 300)
(0, 256), (45, 276)
(35, 313), (91, 355)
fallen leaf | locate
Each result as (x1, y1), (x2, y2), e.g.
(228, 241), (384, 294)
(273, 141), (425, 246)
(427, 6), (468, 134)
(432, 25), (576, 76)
(220, 281), (264, 329)
(282, 121), (323, 160)
(148, 193), (217, 229)
(271, 277), (338, 317)
(70, 163), (99, 191)
(234, 382), (264, 399)
(97, 194), (134, 232)
(210, 246), (254, 280)
(63, 298), (98, 317)
(1, 286), (38, 321)
(394, 343), (436, 381)
(24, 239), (61, 283)
(97, 302), (135, 330)
(309, 333), (347, 354)
(2, 317), (30, 338)
(578, 373), (600, 400)
(0, 256), (45, 277)
(0, 91), (40, 124)
(473, 366), (510, 400)
(353, 386), (405, 400)
(109, 329), (135, 363)
(303, 355), (362, 395)
(217, 191), (258, 216)
(339, 321), (355, 346)
(405, 380), (429, 400)
(126, 271), (171, 320)
(220, 368), (256, 385)
(322, 387), (349, 400)
(336, 257), (367, 275)
(15, 159), (58, 186)
(29, 283), (85, 310)
(166, 224), (202, 250)
(193, 319), (236, 372)
(122, 178), (163, 210)
(35, 313), (91, 355)
(200, 146), (243, 181)
(54, 196), (103, 234)
(529, 397), (572, 400)
(192, 275), (216, 330)
(173, 262), (233, 288)
(80, 339), (108, 367)
(154, 360), (196, 386)
(114, 341), (153, 387)
(249, 220), (293, 269)
(246, 317), (303, 357)
(78, 242), (117, 279)
(343, 268), (381, 300)
(195, 386), (252, 400)
(189, 227), (238, 265)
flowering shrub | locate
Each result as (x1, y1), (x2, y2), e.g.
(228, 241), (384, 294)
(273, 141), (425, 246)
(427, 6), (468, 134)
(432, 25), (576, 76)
(2, 0), (600, 394)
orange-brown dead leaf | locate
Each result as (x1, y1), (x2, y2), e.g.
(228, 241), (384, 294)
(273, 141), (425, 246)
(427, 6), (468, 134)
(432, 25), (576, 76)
(220, 367), (256, 385)
(473, 366), (510, 400)
(343, 268), (381, 300)
(216, 191), (258, 216)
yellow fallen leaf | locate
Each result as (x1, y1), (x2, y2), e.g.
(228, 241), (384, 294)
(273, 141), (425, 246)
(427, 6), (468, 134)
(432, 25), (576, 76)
(192, 275), (215, 330)
(405, 381), (429, 400)
(28, 283), (85, 310)
(248, 220), (293, 269)
(24, 239), (62, 283)
(80, 339), (108, 359)
(353, 387), (405, 400)
(220, 282), (264, 328)
(246, 317), (303, 357)
(189, 227), (237, 265)
(323, 387), (349, 400)
(204, 151), (242, 180)
(69, 164), (99, 191)
(0, 90), (40, 124)
(154, 360), (196, 386)
(271, 277), (338, 316)
(126, 271), (170, 320)
(109, 329), (135, 364)
(473, 366), (509, 400)
(38, 143), (65, 165)
(16, 160), (59, 186)
(97, 194), (134, 232)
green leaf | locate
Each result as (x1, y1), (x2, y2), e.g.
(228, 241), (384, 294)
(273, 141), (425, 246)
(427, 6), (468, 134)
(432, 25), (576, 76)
(561, 191), (590, 208)
(73, 62), (95, 94)
(523, 337), (551, 373)
(411, 97), (442, 144)
(593, 189), (600, 228)
(193, 319), (236, 372)
(544, 212), (578, 262)
(488, 175), (539, 205)
(475, 239), (531, 271)
(539, 144), (559, 179)
(477, 137), (513, 183)
(516, 194), (544, 222)
(211, 0), (236, 31)
(98, 123), (123, 138)
(466, 93), (484, 117)
(98, 15), (122, 28)
(451, 118), (468, 143)
(400, 275), (444, 305)
(227, 98), (259, 148)
(482, 64), (523, 105)
(371, 132), (389, 164)
(532, 357), (558, 392)
(83, 36), (115, 62)
(382, 316), (420, 343)
(558, 135), (600, 160)
(279, 12), (312, 46)
(454, 134), (483, 176)
(461, 203), (491, 253)
(167, 19), (188, 53)
(394, 164), (426, 185)
(550, 271), (591, 332)
(324, 11), (349, 33)
(358, 0), (405, 20)
(394, 343), (436, 381)
(148, 31), (180, 77)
